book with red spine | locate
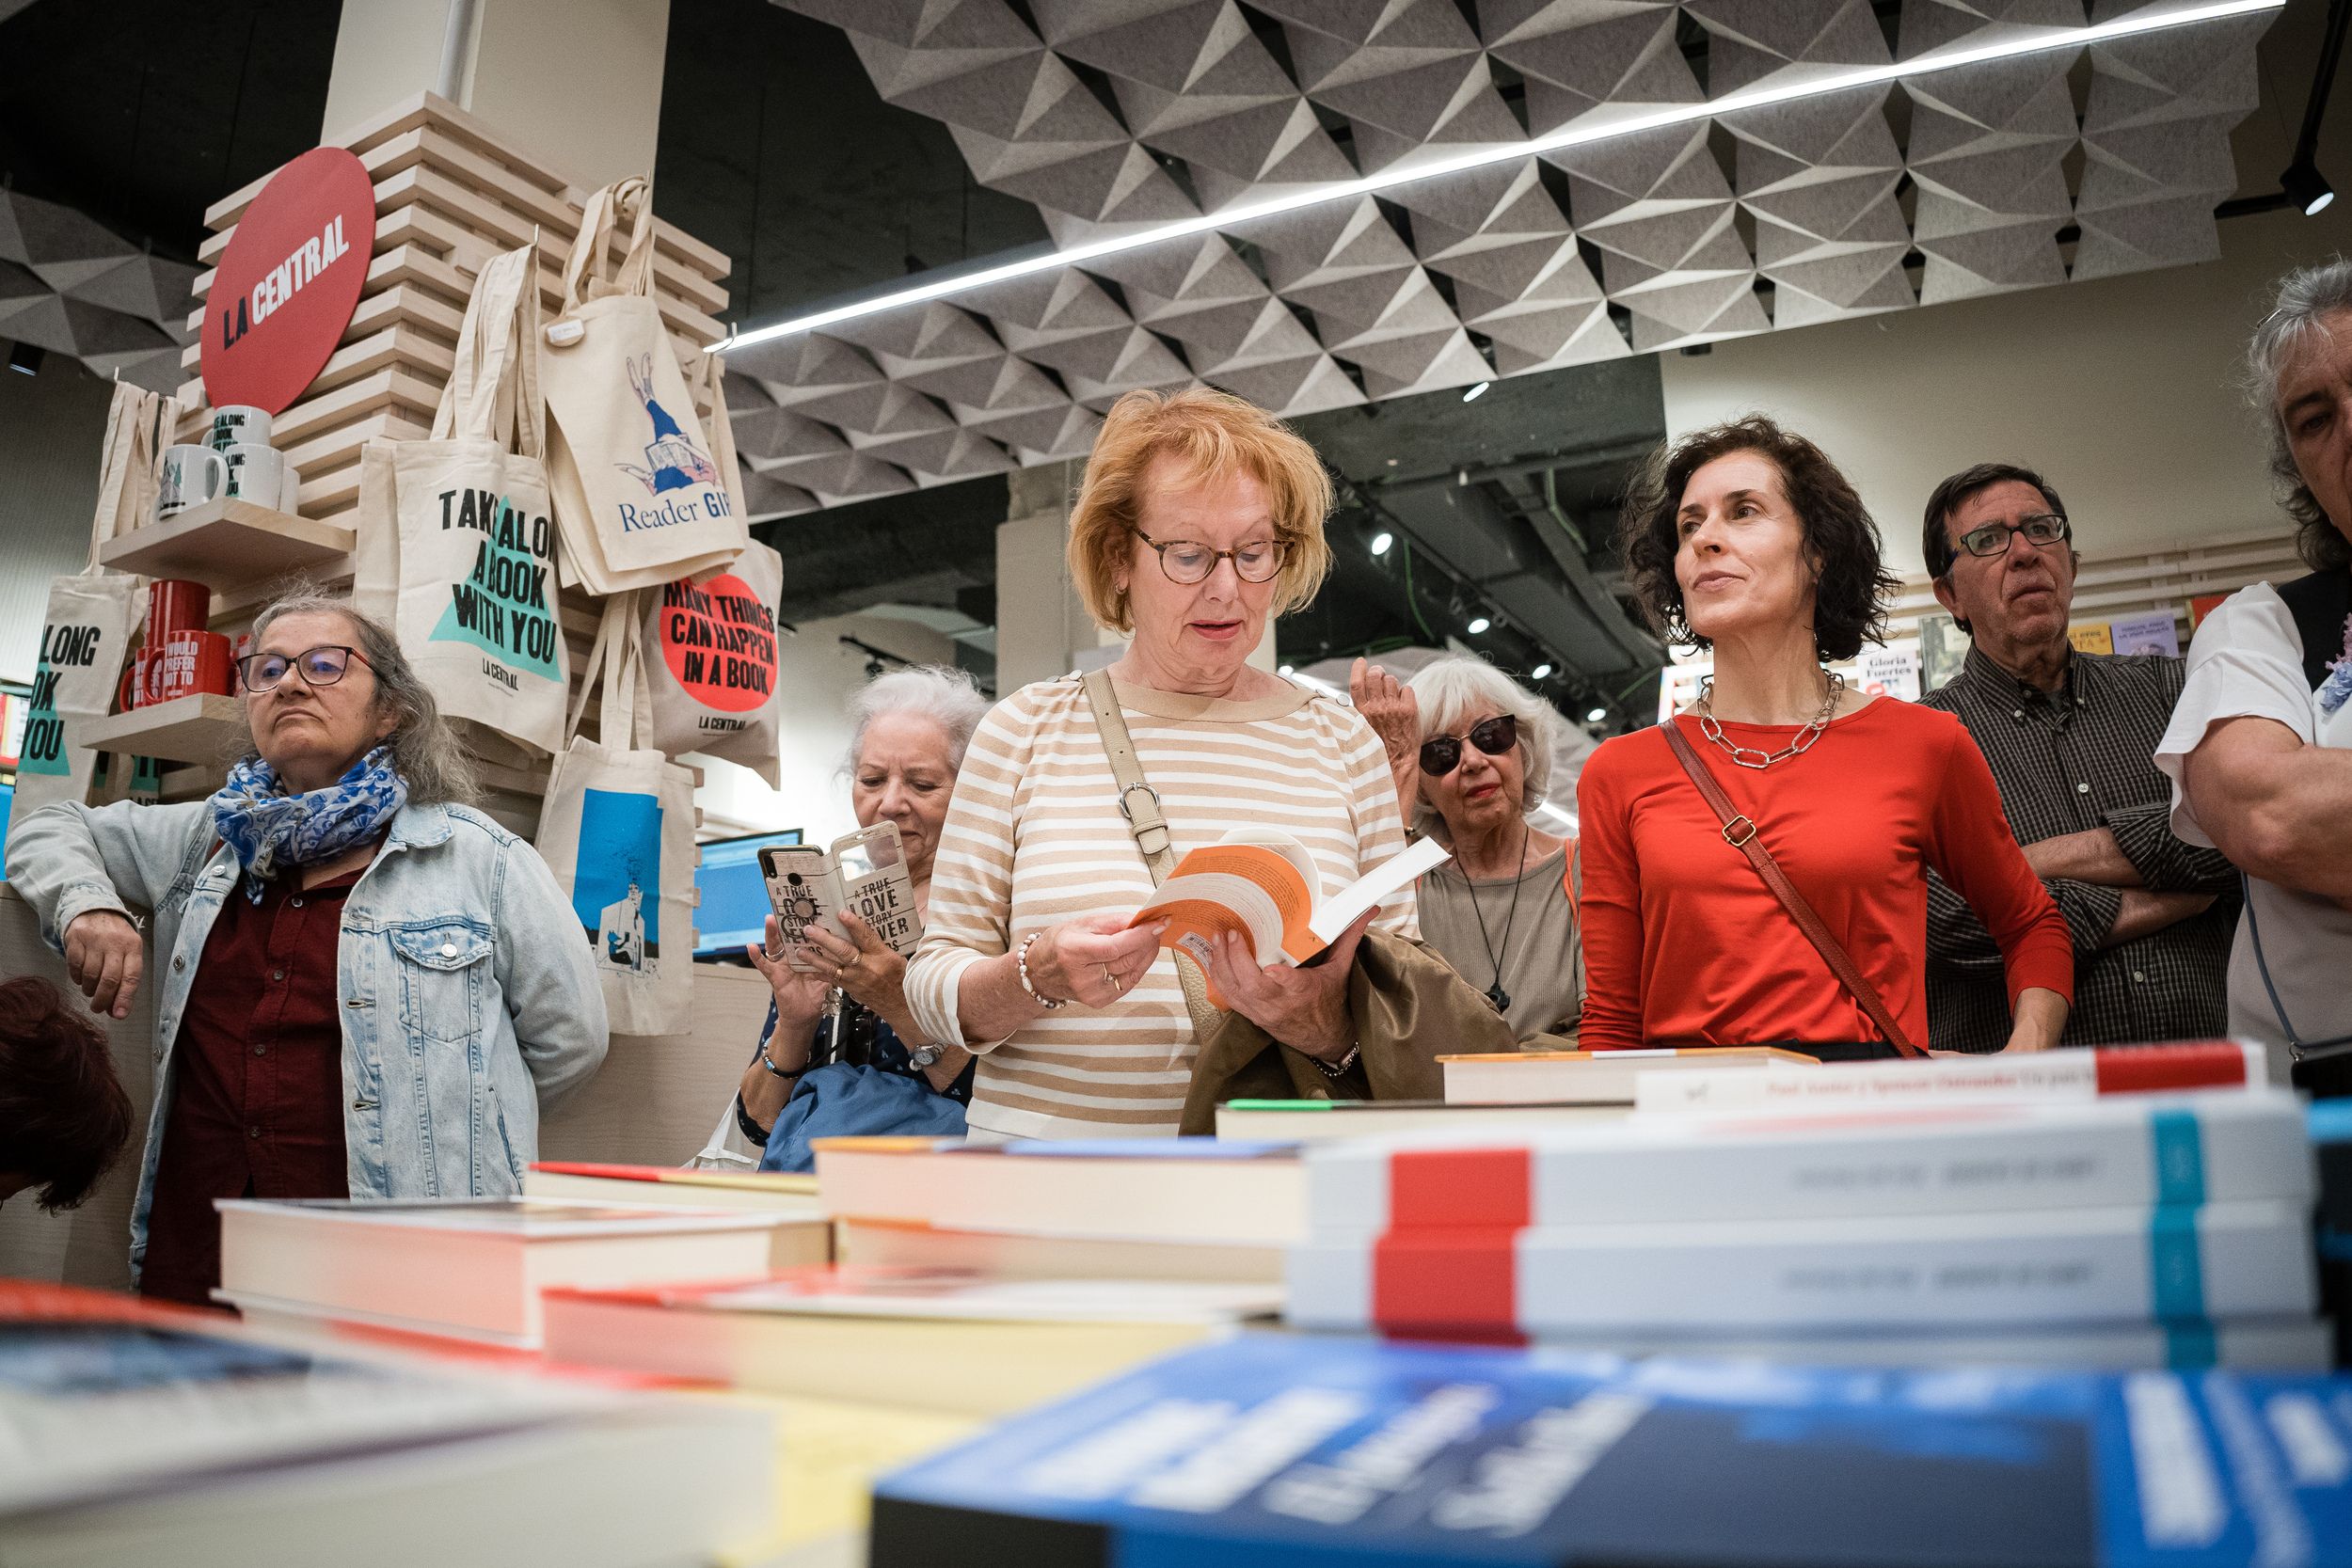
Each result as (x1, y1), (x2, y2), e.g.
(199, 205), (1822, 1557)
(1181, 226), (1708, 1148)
(1302, 1089), (2312, 1233)
(1632, 1039), (2265, 1114)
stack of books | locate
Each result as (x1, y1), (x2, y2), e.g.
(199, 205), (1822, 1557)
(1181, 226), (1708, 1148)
(1285, 1087), (2326, 1368)
(522, 1158), (826, 1217)
(867, 1330), (2352, 1568)
(214, 1196), (827, 1349)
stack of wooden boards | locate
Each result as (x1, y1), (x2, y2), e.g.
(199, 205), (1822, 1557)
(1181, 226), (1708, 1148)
(111, 89), (731, 835)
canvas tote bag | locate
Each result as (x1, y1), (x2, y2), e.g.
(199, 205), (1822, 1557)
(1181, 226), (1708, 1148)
(633, 538), (787, 784)
(536, 594), (699, 1037)
(352, 242), (569, 761)
(539, 177), (747, 594)
(15, 381), (164, 815)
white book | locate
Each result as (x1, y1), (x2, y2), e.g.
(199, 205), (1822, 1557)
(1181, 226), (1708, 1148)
(1287, 1199), (2316, 1335)
(1518, 1317), (2333, 1371)
(1441, 1047), (1817, 1105)
(1303, 1088), (2314, 1231)
(215, 1197), (797, 1345)
(1633, 1039), (2267, 1114)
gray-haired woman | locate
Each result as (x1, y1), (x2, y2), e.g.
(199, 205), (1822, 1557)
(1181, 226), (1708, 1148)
(5, 591), (606, 1307)
(1352, 656), (1583, 1039)
(697, 664), (991, 1170)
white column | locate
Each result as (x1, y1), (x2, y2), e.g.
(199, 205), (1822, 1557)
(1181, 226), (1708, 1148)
(323, 0), (671, 191)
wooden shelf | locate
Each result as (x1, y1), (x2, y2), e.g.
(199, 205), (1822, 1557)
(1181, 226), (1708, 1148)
(79, 694), (245, 768)
(99, 501), (356, 591)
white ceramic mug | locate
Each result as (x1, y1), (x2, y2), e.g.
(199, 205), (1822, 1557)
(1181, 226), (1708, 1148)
(207, 405), (273, 451)
(222, 442), (292, 511)
(156, 445), (229, 519)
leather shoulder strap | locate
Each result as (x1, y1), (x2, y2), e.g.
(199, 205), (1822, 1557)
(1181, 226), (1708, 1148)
(1660, 720), (1925, 1058)
(1078, 669), (1222, 1037)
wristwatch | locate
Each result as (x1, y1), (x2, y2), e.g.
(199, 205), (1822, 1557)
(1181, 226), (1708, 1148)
(906, 1042), (946, 1069)
(1311, 1043), (1361, 1079)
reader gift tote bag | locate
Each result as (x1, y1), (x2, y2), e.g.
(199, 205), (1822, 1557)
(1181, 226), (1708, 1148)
(540, 178), (746, 594)
(634, 539), (786, 784)
(537, 597), (698, 1037)
(354, 242), (569, 759)
(16, 381), (160, 814)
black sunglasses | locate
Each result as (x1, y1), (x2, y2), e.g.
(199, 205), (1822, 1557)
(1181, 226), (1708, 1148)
(1419, 714), (1518, 777)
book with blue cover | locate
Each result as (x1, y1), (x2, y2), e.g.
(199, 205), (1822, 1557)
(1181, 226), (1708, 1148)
(871, 1332), (2352, 1568)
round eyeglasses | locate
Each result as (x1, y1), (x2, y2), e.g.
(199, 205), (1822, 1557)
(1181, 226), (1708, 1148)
(1131, 528), (1288, 585)
(236, 644), (373, 693)
(1957, 513), (2071, 559)
(1419, 713), (1518, 777)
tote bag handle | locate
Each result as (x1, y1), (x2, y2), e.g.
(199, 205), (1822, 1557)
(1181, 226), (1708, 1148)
(565, 591), (645, 750)
(561, 177), (658, 314)
(434, 242), (543, 457)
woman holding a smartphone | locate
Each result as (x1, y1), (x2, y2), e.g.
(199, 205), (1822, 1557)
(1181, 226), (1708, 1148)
(693, 666), (992, 1169)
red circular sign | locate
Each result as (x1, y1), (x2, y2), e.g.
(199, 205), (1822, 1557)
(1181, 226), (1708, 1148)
(661, 573), (777, 712)
(202, 147), (375, 414)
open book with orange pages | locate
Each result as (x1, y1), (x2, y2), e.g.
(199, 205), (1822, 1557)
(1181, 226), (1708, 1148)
(1439, 1046), (1819, 1104)
(1631, 1038), (2269, 1114)
(213, 1198), (824, 1349)
(540, 1267), (1281, 1418)
(524, 1161), (825, 1219)
(0, 1280), (775, 1568)
(1132, 832), (1449, 1003)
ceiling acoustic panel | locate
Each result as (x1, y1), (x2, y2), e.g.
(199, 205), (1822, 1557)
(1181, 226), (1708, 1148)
(745, 1), (2276, 521)
(0, 188), (197, 390)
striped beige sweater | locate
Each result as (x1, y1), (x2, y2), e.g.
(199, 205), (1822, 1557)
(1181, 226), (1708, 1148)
(905, 673), (1416, 1140)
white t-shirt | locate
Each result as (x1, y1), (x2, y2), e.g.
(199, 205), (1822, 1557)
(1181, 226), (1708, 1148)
(2153, 582), (2352, 1080)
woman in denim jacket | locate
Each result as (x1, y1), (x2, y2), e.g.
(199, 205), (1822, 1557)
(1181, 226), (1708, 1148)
(6, 591), (606, 1305)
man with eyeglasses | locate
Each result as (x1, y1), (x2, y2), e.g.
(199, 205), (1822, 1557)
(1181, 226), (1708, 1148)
(1916, 462), (2235, 1053)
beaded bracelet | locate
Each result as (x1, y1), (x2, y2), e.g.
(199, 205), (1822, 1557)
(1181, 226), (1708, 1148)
(1017, 931), (1068, 1009)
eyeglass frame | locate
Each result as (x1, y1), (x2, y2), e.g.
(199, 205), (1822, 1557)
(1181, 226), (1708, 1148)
(1418, 713), (1519, 777)
(1128, 527), (1290, 586)
(1954, 512), (2073, 561)
(235, 643), (374, 693)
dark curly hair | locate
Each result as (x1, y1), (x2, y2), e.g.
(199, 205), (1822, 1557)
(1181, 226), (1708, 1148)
(1619, 415), (1898, 662)
(2245, 259), (2352, 572)
(0, 977), (134, 1212)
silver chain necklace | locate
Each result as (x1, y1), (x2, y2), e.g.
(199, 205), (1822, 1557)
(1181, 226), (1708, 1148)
(1693, 672), (1846, 769)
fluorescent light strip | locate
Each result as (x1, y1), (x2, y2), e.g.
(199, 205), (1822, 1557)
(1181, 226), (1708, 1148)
(722, 0), (2281, 352)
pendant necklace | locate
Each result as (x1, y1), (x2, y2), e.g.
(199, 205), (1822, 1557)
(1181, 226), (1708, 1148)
(1463, 819), (1528, 1014)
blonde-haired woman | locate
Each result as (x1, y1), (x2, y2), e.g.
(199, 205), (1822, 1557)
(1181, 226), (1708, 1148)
(903, 388), (1417, 1138)
(1355, 656), (1582, 1039)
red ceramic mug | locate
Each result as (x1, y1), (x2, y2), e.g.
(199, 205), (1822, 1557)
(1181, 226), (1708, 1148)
(146, 579), (212, 645)
(154, 630), (234, 702)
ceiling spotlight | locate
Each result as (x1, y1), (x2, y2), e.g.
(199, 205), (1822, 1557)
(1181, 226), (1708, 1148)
(1370, 531), (1393, 557)
(7, 341), (42, 376)
(1466, 615), (1491, 634)
(1530, 662), (1552, 680)
(2283, 159), (2336, 216)
(1461, 381), (1490, 404)
(1586, 706), (1608, 723)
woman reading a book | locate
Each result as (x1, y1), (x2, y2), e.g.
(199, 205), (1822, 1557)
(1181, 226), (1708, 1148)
(5, 591), (606, 1305)
(697, 666), (988, 1169)
(1351, 656), (1583, 1040)
(1576, 418), (2073, 1057)
(902, 388), (1420, 1139)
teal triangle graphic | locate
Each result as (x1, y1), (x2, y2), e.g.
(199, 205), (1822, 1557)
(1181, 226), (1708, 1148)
(430, 498), (562, 681)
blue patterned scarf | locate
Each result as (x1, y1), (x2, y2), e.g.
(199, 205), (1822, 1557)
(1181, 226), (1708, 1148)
(210, 745), (408, 902)
(2321, 613), (2352, 719)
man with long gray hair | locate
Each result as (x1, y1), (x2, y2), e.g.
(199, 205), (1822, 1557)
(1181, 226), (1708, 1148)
(6, 588), (605, 1303)
(2155, 259), (2352, 1085)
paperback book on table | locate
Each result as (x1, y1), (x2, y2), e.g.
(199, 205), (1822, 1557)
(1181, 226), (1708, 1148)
(869, 1333), (2352, 1568)
(214, 1196), (817, 1347)
(0, 1280), (773, 1568)
(1632, 1039), (2268, 1113)
(523, 1160), (825, 1216)
(1438, 1046), (1817, 1105)
(541, 1265), (1280, 1418)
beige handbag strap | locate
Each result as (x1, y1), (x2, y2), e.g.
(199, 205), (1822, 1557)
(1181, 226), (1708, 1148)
(561, 177), (658, 312)
(1078, 668), (1223, 1040)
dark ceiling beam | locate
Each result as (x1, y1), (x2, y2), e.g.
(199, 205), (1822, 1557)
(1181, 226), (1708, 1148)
(755, 472), (1007, 623)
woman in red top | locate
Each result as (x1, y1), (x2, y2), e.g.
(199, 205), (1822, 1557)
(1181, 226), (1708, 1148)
(1578, 417), (2072, 1055)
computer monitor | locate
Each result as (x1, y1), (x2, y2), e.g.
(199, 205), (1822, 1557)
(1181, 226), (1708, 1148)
(693, 828), (804, 961)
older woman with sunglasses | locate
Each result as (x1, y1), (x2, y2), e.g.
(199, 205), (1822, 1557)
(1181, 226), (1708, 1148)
(904, 388), (1416, 1139)
(1354, 657), (1582, 1039)
(7, 590), (605, 1305)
